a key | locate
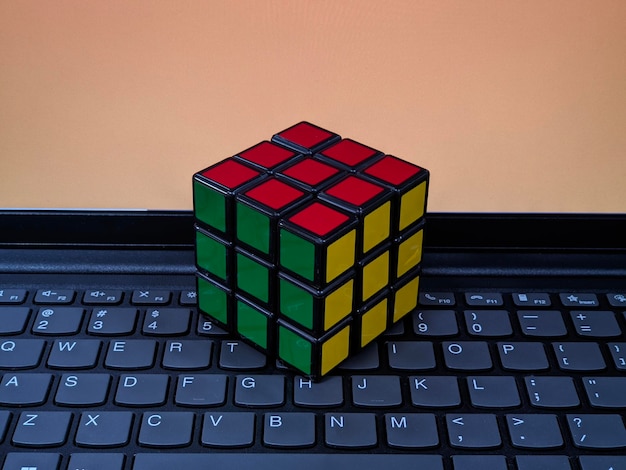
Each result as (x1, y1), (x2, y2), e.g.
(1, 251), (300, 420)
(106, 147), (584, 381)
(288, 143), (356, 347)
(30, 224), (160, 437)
(464, 310), (512, 337)
(338, 343), (379, 370)
(583, 376), (626, 408)
(175, 374), (227, 407)
(351, 375), (402, 407)
(0, 288), (27, 304)
(87, 308), (138, 336)
(467, 376), (520, 408)
(75, 411), (133, 447)
(452, 455), (508, 470)
(553, 342), (606, 371)
(385, 413), (439, 449)
(138, 412), (195, 447)
(609, 342), (626, 370)
(219, 340), (266, 370)
(34, 288), (75, 304)
(47, 339), (101, 369)
(464, 293), (503, 307)
(55, 373), (111, 406)
(32, 307), (84, 335)
(105, 339), (156, 369)
(516, 455), (571, 470)
(413, 310), (458, 336)
(418, 291), (456, 306)
(0, 373), (52, 406)
(325, 413), (377, 448)
(162, 339), (212, 370)
(201, 412), (255, 447)
(3, 453), (61, 470)
(579, 456), (626, 470)
(446, 414), (501, 449)
(132, 289), (171, 305)
(0, 307), (30, 334)
(387, 341), (436, 370)
(82, 289), (123, 305)
(443, 341), (492, 370)
(525, 376), (580, 408)
(410, 376), (461, 408)
(68, 453), (125, 470)
(263, 412), (316, 448)
(12, 411), (72, 447)
(506, 414), (563, 449)
(512, 292), (551, 307)
(143, 308), (191, 336)
(0, 339), (45, 369)
(517, 310), (566, 337)
(570, 310), (621, 337)
(293, 375), (344, 407)
(567, 414), (626, 449)
(234, 375), (284, 407)
(115, 374), (169, 406)
(497, 342), (549, 371)
(560, 293), (599, 307)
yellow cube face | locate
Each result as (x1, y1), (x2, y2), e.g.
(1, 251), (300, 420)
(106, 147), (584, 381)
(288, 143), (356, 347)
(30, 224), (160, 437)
(321, 324), (351, 376)
(397, 227), (424, 278)
(325, 229), (356, 282)
(360, 297), (388, 347)
(399, 182), (427, 232)
(393, 275), (420, 323)
(363, 201), (391, 253)
(323, 279), (354, 331)
(362, 250), (390, 302)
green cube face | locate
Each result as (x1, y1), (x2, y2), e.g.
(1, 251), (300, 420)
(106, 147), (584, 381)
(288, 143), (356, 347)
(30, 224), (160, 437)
(236, 296), (271, 351)
(236, 250), (273, 307)
(195, 228), (229, 284)
(196, 274), (230, 327)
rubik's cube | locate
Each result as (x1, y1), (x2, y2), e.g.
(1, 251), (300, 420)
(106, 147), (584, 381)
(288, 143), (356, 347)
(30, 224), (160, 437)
(193, 122), (429, 379)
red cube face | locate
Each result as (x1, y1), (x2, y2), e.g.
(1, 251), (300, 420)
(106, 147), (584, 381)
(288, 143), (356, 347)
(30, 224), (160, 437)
(193, 122), (429, 379)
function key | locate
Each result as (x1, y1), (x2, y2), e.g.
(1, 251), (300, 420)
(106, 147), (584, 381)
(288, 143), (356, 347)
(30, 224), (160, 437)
(512, 293), (551, 307)
(131, 290), (171, 305)
(607, 293), (626, 308)
(0, 289), (27, 304)
(179, 290), (198, 306)
(83, 289), (123, 305)
(560, 293), (599, 308)
(34, 289), (75, 304)
(418, 292), (456, 307)
(464, 293), (503, 307)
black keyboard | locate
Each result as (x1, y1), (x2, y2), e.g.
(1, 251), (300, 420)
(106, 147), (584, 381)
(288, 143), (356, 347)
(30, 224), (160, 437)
(2, 211), (626, 470)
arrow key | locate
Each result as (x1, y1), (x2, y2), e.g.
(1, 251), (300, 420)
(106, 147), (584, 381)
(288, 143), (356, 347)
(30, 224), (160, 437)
(506, 414), (563, 449)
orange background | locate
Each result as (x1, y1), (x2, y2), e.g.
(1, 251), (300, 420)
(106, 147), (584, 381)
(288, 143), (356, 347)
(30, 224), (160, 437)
(1, 1), (625, 212)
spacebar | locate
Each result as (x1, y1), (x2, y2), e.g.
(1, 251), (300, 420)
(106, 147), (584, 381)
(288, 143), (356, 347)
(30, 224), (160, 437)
(133, 453), (443, 469)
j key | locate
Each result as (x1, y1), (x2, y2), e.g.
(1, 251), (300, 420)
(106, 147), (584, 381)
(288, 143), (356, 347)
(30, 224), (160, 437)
(410, 376), (461, 408)
(553, 342), (606, 371)
(201, 412), (255, 447)
(0, 288), (27, 304)
(385, 413), (439, 449)
(12, 411), (72, 447)
(464, 310), (512, 337)
(567, 414), (626, 449)
(87, 308), (138, 336)
(446, 414), (501, 449)
(138, 412), (195, 447)
(517, 310), (566, 337)
(175, 374), (227, 407)
(0, 373), (52, 406)
(325, 413), (377, 448)
(83, 289), (123, 305)
(387, 341), (436, 370)
(413, 310), (458, 336)
(570, 310), (621, 337)
(235, 375), (284, 407)
(132, 289), (171, 305)
(443, 341), (492, 370)
(143, 308), (191, 336)
(263, 412), (316, 448)
(75, 411), (133, 447)
(516, 456), (571, 470)
(560, 293), (599, 307)
(105, 339), (156, 369)
(467, 376), (520, 408)
(506, 414), (563, 449)
(32, 307), (84, 335)
(452, 456), (507, 470)
(162, 340), (212, 370)
(115, 374), (169, 406)
(0, 307), (30, 334)
(34, 288), (75, 304)
(526, 376), (580, 408)
(497, 342), (549, 371)
(579, 456), (626, 470)
(0, 339), (45, 369)
(48, 339), (101, 369)
(294, 375), (344, 407)
(219, 340), (266, 370)
(352, 375), (402, 407)
(55, 373), (111, 406)
(68, 453), (125, 470)
(464, 293), (503, 307)
(583, 377), (626, 408)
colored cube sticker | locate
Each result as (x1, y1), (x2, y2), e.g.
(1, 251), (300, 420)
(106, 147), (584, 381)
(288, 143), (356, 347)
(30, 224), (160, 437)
(194, 121), (429, 379)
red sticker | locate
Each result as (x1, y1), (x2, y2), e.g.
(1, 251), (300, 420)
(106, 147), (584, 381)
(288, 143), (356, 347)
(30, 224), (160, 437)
(364, 155), (421, 186)
(324, 176), (384, 207)
(244, 178), (305, 210)
(201, 159), (260, 190)
(288, 202), (350, 237)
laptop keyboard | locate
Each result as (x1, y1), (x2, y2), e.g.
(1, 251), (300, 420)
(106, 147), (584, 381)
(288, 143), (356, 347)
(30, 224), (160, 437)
(1, 280), (626, 470)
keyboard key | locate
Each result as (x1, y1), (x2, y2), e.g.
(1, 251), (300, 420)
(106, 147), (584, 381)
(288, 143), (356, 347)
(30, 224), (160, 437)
(219, 340), (266, 370)
(609, 342), (626, 370)
(467, 376), (520, 408)
(525, 376), (580, 408)
(0, 373), (52, 406)
(201, 412), (255, 447)
(132, 289), (171, 305)
(143, 308), (191, 336)
(338, 343), (379, 370)
(0, 410), (10, 441)
(385, 413), (439, 449)
(162, 339), (212, 370)
(82, 289), (123, 305)
(607, 293), (626, 307)
(567, 414), (626, 449)
(325, 413), (377, 448)
(464, 293), (503, 307)
(138, 412), (194, 448)
(410, 376), (461, 408)
(497, 342), (549, 371)
(234, 375), (284, 407)
(570, 310), (621, 337)
(294, 375), (344, 407)
(0, 339), (45, 369)
(3, 453), (61, 470)
(553, 342), (606, 371)
(0, 288), (27, 304)
(560, 292), (599, 307)
(47, 339), (101, 369)
(12, 411), (72, 447)
(105, 340), (156, 370)
(512, 292), (551, 307)
(464, 310), (512, 337)
(516, 455), (571, 470)
(180, 290), (198, 306)
(115, 374), (169, 406)
(55, 373), (111, 406)
(443, 341), (492, 370)
(32, 307), (84, 335)
(75, 411), (133, 447)
(87, 308), (138, 336)
(418, 291), (456, 306)
(34, 288), (75, 304)
(175, 374), (227, 407)
(452, 455), (507, 470)
(133, 453), (444, 470)
(583, 377), (626, 408)
(517, 310), (566, 337)
(506, 414), (563, 449)
(413, 310), (458, 336)
(0, 307), (30, 334)
(197, 317), (229, 336)
(351, 375), (402, 407)
(387, 341), (436, 370)
(68, 453), (125, 470)
(263, 412), (316, 448)
(579, 455), (626, 470)
(446, 414), (501, 449)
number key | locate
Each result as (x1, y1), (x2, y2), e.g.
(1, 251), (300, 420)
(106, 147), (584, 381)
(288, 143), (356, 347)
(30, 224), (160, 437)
(413, 310), (458, 336)
(88, 308), (138, 335)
